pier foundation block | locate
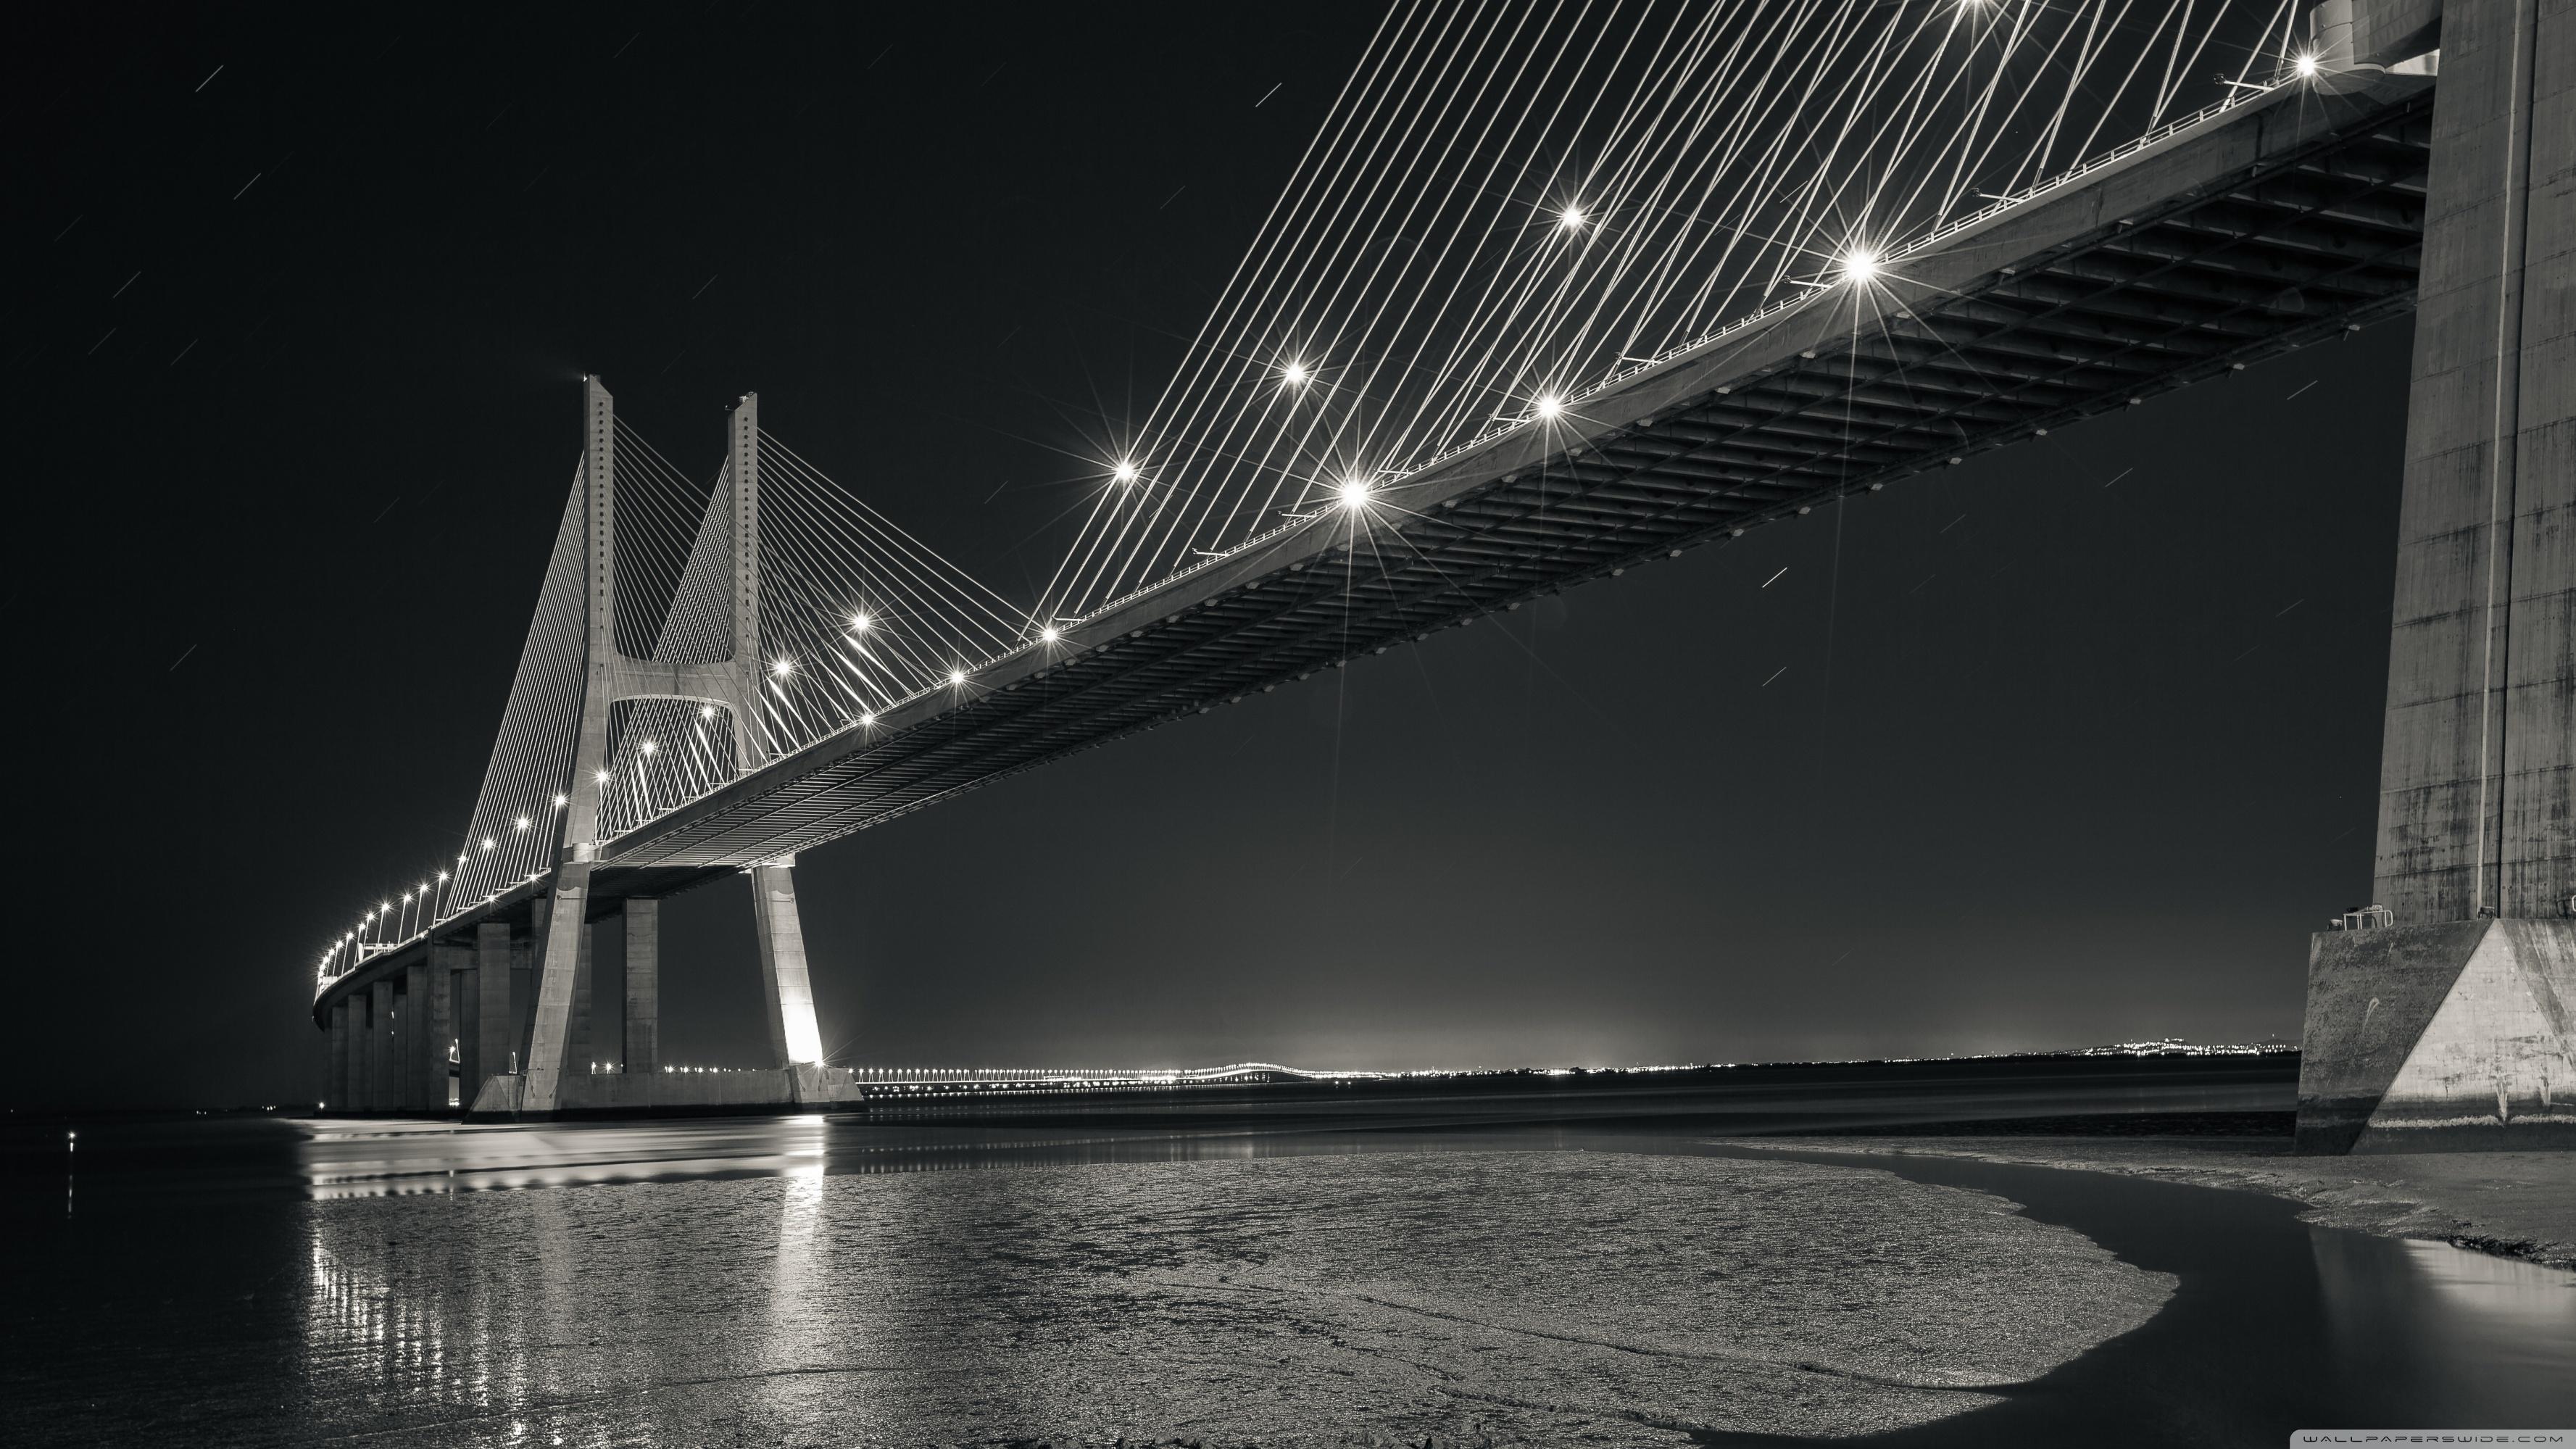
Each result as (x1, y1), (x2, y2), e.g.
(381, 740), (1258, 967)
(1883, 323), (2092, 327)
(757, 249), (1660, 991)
(2297, 918), (2576, 1153)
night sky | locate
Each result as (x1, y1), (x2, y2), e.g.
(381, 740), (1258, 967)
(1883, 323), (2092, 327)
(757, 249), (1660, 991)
(12, 4), (2411, 1108)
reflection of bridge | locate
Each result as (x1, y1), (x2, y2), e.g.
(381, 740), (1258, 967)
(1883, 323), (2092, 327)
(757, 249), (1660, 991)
(310, 0), (2570, 1147)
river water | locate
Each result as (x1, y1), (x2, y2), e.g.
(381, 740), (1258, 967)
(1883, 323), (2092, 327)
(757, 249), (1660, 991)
(5, 1066), (2572, 1445)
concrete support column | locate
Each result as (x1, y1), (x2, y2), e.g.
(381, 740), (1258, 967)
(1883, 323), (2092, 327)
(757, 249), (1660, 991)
(367, 980), (394, 1113)
(475, 923), (514, 1094)
(570, 918), (595, 1076)
(623, 898), (660, 1076)
(749, 862), (824, 1067)
(428, 943), (467, 1110)
(453, 964), (478, 1106)
(325, 1000), (349, 1110)
(2369, 0), (2576, 923)
(510, 924), (537, 1069)
(400, 962), (430, 1110)
(525, 872), (596, 1111)
(343, 993), (371, 1113)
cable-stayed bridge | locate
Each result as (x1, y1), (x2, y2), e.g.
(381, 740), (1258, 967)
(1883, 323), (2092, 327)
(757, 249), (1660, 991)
(309, 0), (2574, 1147)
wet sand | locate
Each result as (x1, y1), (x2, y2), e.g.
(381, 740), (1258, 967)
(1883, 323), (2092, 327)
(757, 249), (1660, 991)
(1742, 1135), (2576, 1270)
(7, 1147), (2172, 1446)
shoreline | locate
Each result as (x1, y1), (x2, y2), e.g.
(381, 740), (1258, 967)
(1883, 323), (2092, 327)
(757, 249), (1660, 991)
(1734, 1134), (2576, 1271)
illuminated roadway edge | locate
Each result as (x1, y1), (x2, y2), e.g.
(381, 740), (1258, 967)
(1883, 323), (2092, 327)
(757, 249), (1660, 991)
(318, 73), (2432, 1024)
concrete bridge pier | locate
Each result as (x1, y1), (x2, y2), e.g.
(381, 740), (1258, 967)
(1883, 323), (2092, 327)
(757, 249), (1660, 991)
(368, 980), (394, 1113)
(623, 897), (660, 1076)
(341, 994), (368, 1113)
(2296, 0), (2576, 1152)
(324, 998), (349, 1110)
(570, 921), (597, 1077)
(428, 942), (468, 1109)
(469, 923), (512, 1107)
(750, 862), (824, 1069)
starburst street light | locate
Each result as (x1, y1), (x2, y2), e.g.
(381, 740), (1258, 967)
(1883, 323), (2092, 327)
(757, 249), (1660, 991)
(639, 739), (658, 755)
(1534, 394), (1564, 421)
(770, 658), (793, 677)
(513, 816), (531, 831)
(594, 768), (612, 784)
(849, 611), (871, 632)
(1281, 360), (1309, 387)
(1560, 205), (1587, 231)
(481, 838), (496, 850)
(1337, 476), (1374, 510)
(552, 794), (567, 807)
(1113, 460), (1140, 484)
(700, 704), (715, 719)
(1840, 249), (1881, 284)
(2293, 51), (2319, 77)
(948, 668), (968, 686)
(1039, 626), (1061, 644)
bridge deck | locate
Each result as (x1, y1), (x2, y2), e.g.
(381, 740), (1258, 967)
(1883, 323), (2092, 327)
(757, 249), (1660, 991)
(612, 77), (2430, 871)
(317, 75), (2435, 1018)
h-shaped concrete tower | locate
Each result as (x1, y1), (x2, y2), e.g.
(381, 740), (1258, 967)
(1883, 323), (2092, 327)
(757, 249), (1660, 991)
(493, 381), (844, 1117)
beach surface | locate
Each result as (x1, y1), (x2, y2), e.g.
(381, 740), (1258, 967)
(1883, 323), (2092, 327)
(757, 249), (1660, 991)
(1745, 1135), (2576, 1270)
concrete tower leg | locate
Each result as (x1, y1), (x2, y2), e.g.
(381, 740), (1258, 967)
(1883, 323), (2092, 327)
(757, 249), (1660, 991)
(623, 898), (660, 1076)
(2297, 0), (2576, 1152)
(749, 863), (824, 1068)
(524, 379), (618, 1116)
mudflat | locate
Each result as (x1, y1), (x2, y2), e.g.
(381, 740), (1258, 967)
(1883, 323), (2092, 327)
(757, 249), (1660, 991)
(1748, 1135), (2576, 1269)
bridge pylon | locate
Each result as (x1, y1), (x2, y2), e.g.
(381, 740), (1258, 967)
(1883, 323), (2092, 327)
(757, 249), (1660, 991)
(2295, 0), (2575, 1153)
(516, 381), (826, 1116)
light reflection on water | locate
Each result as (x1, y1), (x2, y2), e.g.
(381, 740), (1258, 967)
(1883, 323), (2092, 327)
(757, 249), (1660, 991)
(12, 1066), (2572, 1445)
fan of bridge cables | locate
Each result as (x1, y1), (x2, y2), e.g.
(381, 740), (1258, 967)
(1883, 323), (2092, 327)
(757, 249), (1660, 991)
(421, 418), (1026, 923)
(1039, 0), (2313, 620)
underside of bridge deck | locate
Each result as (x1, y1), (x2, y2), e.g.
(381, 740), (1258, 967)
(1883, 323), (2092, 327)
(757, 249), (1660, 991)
(584, 77), (2432, 880)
